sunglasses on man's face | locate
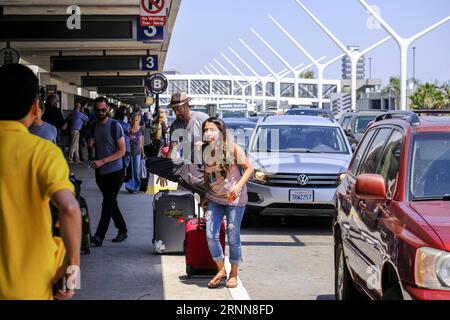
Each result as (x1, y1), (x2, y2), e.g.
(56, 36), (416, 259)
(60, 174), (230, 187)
(95, 108), (108, 114)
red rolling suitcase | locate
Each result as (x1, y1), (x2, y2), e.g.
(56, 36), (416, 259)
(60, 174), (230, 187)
(184, 215), (225, 278)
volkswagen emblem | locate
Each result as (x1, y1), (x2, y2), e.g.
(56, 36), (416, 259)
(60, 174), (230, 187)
(297, 174), (309, 186)
(170, 202), (176, 210)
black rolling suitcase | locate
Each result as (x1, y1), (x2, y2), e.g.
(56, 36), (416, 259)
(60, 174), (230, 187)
(78, 195), (92, 254)
(69, 174), (92, 255)
(152, 190), (195, 254)
(51, 174), (92, 254)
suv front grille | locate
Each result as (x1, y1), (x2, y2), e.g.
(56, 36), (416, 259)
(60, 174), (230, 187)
(266, 173), (339, 188)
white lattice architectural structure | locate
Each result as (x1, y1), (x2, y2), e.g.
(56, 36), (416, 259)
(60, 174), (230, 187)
(159, 73), (341, 113)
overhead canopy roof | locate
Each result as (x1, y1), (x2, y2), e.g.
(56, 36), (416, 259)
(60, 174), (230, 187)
(0, 0), (181, 105)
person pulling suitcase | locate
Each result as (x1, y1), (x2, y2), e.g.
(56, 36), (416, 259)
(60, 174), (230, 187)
(200, 117), (254, 289)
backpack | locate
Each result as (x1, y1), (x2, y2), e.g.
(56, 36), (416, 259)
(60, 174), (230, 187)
(90, 118), (131, 169)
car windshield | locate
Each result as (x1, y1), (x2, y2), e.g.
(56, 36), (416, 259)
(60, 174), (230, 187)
(222, 111), (246, 118)
(167, 116), (176, 126)
(410, 132), (450, 200)
(355, 116), (377, 133)
(225, 122), (255, 149)
(251, 125), (349, 154)
(285, 109), (329, 116)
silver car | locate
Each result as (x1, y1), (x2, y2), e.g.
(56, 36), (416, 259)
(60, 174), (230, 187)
(245, 115), (352, 221)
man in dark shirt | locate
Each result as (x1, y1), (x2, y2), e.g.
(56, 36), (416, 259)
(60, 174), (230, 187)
(42, 94), (67, 131)
(89, 97), (128, 247)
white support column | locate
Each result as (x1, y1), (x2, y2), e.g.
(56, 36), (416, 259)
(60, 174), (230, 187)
(208, 63), (221, 75)
(220, 52), (258, 106)
(204, 66), (214, 75)
(251, 28), (300, 105)
(213, 59), (247, 98)
(270, 15), (344, 109)
(229, 47), (269, 112)
(239, 38), (281, 111)
(359, 0), (450, 110)
(295, 0), (392, 111)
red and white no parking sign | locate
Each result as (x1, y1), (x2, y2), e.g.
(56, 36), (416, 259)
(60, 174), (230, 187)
(140, 0), (167, 27)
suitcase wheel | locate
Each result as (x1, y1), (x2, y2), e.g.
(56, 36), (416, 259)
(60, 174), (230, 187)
(186, 264), (193, 278)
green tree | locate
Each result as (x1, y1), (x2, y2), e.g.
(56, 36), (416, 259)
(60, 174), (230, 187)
(383, 76), (401, 108)
(383, 76), (401, 95)
(300, 70), (315, 79)
(410, 83), (448, 110)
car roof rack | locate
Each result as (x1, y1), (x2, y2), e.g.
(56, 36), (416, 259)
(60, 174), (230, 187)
(374, 111), (420, 125)
(412, 109), (450, 115)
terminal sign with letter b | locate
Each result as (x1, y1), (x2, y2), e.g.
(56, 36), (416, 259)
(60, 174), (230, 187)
(145, 73), (168, 95)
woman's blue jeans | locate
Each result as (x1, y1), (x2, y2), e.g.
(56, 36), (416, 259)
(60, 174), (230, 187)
(206, 201), (245, 265)
(125, 154), (141, 192)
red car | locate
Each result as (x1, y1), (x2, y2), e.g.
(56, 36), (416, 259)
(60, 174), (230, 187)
(334, 111), (450, 300)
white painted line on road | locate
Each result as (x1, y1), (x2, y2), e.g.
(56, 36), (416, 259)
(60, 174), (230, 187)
(225, 256), (250, 300)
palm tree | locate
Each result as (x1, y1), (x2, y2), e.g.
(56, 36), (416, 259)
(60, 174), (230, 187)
(300, 70), (315, 79)
(410, 83), (447, 110)
(383, 76), (401, 109)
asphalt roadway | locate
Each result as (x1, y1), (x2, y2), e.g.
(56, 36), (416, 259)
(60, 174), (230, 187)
(71, 161), (335, 301)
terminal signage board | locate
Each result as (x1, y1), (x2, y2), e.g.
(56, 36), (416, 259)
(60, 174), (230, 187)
(136, 24), (164, 42)
(217, 102), (248, 110)
(0, 47), (20, 66)
(140, 0), (167, 27)
(141, 55), (159, 71)
(145, 73), (168, 94)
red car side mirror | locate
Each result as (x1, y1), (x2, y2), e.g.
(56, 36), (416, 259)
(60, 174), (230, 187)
(355, 174), (387, 200)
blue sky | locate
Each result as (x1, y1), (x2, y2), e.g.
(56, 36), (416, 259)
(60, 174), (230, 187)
(165, 0), (450, 86)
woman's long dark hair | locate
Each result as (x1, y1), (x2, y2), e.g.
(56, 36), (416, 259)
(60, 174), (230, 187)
(202, 117), (234, 177)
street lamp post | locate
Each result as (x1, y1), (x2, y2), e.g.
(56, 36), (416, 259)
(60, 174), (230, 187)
(412, 47), (416, 89)
(368, 57), (372, 79)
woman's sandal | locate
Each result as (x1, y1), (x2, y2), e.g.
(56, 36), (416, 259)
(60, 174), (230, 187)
(208, 274), (227, 289)
(225, 277), (238, 288)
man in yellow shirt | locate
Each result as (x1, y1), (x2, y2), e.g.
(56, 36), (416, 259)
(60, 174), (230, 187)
(0, 64), (81, 300)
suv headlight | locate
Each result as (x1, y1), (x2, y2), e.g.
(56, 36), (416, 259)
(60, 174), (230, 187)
(415, 247), (450, 290)
(250, 170), (267, 184)
(338, 172), (347, 184)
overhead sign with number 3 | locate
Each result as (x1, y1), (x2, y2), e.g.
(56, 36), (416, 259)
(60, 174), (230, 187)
(141, 55), (159, 71)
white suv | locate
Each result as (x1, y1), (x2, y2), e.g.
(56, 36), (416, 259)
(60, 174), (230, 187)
(245, 115), (352, 222)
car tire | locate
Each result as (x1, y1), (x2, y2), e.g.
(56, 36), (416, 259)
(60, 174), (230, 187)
(382, 287), (403, 300)
(335, 241), (365, 300)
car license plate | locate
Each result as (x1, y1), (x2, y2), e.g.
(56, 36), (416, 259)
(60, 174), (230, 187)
(289, 190), (314, 202)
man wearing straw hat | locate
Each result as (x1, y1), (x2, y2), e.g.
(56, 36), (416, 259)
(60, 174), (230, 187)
(166, 92), (208, 164)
